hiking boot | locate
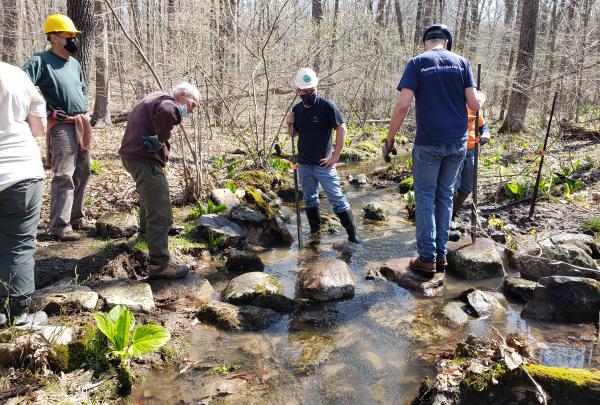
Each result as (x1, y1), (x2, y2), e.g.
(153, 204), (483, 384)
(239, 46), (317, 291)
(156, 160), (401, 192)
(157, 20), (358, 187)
(452, 192), (470, 220)
(53, 229), (82, 241)
(436, 257), (448, 273)
(148, 262), (190, 280)
(336, 209), (363, 244)
(305, 207), (322, 234)
(72, 219), (95, 231)
(0, 296), (48, 328)
(409, 256), (436, 273)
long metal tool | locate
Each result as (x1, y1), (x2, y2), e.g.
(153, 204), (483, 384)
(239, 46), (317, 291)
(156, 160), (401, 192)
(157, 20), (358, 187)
(529, 91), (559, 218)
(290, 126), (303, 248)
(471, 64), (482, 243)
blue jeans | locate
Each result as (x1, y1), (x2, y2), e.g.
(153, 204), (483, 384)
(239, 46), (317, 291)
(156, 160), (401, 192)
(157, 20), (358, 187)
(412, 142), (466, 262)
(297, 164), (350, 214)
(0, 179), (43, 299)
(455, 148), (475, 195)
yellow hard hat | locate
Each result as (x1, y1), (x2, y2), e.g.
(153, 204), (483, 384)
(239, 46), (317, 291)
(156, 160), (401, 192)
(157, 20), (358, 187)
(43, 14), (81, 34)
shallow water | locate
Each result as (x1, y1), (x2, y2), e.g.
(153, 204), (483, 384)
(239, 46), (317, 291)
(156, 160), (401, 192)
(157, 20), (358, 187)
(131, 167), (600, 404)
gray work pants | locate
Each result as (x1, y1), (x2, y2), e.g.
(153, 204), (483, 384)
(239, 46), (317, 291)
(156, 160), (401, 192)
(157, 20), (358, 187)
(0, 179), (43, 299)
(49, 123), (91, 234)
(122, 159), (172, 265)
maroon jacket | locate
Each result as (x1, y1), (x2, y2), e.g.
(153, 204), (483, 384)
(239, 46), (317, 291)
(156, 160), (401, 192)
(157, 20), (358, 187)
(119, 91), (182, 166)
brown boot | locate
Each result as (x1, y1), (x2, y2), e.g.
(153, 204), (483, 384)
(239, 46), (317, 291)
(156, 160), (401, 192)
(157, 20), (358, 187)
(452, 192), (470, 219)
(72, 219), (95, 231)
(148, 262), (190, 279)
(436, 257), (448, 273)
(53, 229), (82, 241)
(409, 256), (436, 273)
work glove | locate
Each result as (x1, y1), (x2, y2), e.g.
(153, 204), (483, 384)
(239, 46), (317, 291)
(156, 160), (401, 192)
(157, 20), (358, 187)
(479, 132), (491, 146)
(382, 139), (397, 163)
(142, 135), (164, 153)
(48, 108), (68, 121)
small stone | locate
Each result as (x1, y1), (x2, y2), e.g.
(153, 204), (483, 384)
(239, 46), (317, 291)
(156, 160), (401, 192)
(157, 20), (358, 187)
(503, 277), (537, 302)
(298, 259), (355, 301)
(350, 173), (368, 186)
(210, 188), (241, 214)
(440, 301), (471, 326)
(221, 272), (283, 304)
(95, 211), (138, 239)
(466, 290), (503, 318)
(196, 301), (281, 331)
(229, 205), (266, 224)
(447, 238), (504, 280)
(92, 279), (155, 313)
(31, 278), (99, 314)
(448, 230), (462, 242)
(224, 249), (265, 272)
(363, 202), (386, 221)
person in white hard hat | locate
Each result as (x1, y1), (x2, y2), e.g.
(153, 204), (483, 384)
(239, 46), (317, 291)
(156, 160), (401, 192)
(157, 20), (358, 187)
(286, 68), (362, 244)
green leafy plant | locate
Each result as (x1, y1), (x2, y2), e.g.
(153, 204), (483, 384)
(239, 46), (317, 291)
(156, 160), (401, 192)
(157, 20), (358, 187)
(206, 232), (226, 253)
(90, 159), (101, 174)
(93, 305), (170, 364)
(226, 180), (237, 193)
(214, 155), (226, 169)
(268, 157), (292, 172)
(504, 181), (529, 200)
(398, 176), (414, 193)
(403, 191), (416, 220)
(190, 200), (227, 217)
(579, 217), (600, 234)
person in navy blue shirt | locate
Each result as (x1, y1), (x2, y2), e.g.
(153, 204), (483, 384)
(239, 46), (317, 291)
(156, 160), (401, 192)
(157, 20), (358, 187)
(383, 24), (485, 273)
(286, 68), (362, 244)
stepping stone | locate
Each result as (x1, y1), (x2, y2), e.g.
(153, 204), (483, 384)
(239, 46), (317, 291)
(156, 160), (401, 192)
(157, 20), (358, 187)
(380, 257), (445, 297)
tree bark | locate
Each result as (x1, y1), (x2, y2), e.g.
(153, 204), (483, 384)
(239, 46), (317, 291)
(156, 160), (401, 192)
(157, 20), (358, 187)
(500, 0), (540, 133)
(376, 0), (386, 26)
(67, 0), (94, 86)
(312, 0), (323, 71)
(394, 0), (405, 46)
(2, 0), (21, 64)
(468, 0), (480, 57)
(91, 0), (110, 126)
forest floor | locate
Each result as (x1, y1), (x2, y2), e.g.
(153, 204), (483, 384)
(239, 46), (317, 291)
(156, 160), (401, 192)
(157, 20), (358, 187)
(1, 117), (600, 403)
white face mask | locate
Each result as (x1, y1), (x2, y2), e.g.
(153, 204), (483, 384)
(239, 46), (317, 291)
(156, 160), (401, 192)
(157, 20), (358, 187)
(178, 103), (188, 118)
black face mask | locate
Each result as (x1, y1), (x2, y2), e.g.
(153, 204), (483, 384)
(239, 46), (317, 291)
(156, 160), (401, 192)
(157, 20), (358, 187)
(64, 37), (79, 54)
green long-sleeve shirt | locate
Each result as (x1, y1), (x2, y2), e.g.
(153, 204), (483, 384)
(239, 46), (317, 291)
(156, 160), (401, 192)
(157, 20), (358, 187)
(22, 50), (88, 116)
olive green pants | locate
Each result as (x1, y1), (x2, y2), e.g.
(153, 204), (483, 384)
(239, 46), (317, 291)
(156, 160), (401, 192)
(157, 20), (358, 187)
(122, 159), (172, 265)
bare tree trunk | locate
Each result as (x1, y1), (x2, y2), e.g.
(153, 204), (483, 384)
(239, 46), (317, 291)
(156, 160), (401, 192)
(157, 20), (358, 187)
(456, 0), (470, 53)
(67, 0), (94, 85)
(468, 0), (480, 57)
(312, 0), (323, 71)
(499, 0), (522, 121)
(2, 0), (21, 64)
(394, 0), (405, 46)
(91, 0), (111, 126)
(540, 0), (558, 122)
(376, 0), (386, 26)
(574, 0), (593, 122)
(413, 0), (423, 49)
(500, 0), (540, 133)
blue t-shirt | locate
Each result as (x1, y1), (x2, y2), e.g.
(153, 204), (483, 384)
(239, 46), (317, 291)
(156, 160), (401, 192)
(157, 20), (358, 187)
(292, 97), (344, 165)
(398, 48), (476, 145)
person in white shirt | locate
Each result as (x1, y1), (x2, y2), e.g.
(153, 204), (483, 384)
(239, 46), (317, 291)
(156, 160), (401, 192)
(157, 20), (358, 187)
(0, 62), (48, 327)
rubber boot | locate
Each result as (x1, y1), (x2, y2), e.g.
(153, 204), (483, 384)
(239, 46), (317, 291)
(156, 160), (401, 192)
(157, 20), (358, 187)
(336, 209), (363, 244)
(452, 192), (470, 220)
(305, 207), (322, 234)
(1, 296), (48, 328)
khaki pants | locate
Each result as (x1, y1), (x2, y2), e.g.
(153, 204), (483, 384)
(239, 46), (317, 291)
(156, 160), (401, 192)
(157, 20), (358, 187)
(122, 159), (172, 265)
(49, 123), (91, 233)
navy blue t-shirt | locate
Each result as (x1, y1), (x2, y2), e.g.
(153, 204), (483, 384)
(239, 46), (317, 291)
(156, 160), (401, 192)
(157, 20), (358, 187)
(292, 97), (344, 165)
(398, 48), (476, 145)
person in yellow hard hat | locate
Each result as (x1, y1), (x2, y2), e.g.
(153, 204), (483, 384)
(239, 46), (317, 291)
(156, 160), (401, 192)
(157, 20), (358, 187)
(23, 14), (94, 242)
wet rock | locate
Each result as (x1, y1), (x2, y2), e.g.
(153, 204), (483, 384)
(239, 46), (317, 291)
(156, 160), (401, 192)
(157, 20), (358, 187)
(503, 277), (537, 302)
(224, 249), (265, 273)
(197, 377), (247, 403)
(380, 257), (445, 297)
(209, 188), (240, 214)
(448, 238), (504, 280)
(298, 259), (355, 301)
(287, 332), (335, 374)
(276, 186), (303, 203)
(31, 278), (99, 314)
(514, 245), (600, 282)
(522, 276), (600, 322)
(320, 213), (342, 234)
(541, 242), (599, 270)
(95, 211), (138, 239)
(196, 301), (281, 331)
(550, 232), (600, 259)
(274, 215), (294, 244)
(360, 351), (384, 371)
(250, 293), (297, 313)
(466, 290), (503, 318)
(363, 202), (386, 221)
(92, 279), (155, 313)
(440, 301), (471, 326)
(229, 205), (266, 224)
(349, 173), (368, 186)
(221, 272), (283, 305)
(241, 214), (294, 248)
(448, 230), (462, 242)
(150, 273), (214, 311)
(333, 240), (365, 256)
(197, 214), (247, 246)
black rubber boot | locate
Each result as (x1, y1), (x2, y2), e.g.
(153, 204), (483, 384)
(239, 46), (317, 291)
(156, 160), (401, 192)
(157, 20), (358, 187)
(305, 207), (322, 234)
(1, 296), (47, 328)
(452, 192), (470, 219)
(336, 209), (363, 244)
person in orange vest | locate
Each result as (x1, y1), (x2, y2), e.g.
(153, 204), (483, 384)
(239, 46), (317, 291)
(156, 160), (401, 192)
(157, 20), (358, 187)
(452, 104), (490, 218)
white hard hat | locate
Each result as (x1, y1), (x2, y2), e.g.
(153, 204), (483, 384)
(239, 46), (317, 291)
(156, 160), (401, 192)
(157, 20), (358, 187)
(295, 68), (319, 89)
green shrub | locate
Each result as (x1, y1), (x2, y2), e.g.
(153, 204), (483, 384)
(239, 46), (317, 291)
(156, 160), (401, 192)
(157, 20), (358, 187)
(579, 217), (600, 234)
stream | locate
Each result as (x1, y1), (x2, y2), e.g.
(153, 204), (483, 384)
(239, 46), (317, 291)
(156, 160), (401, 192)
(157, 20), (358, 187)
(130, 165), (600, 404)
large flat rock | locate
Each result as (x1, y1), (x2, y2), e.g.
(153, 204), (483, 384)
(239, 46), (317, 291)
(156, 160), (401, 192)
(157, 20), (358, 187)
(31, 278), (98, 314)
(150, 273), (214, 311)
(448, 238), (504, 280)
(380, 257), (445, 297)
(92, 279), (155, 313)
(298, 259), (355, 301)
